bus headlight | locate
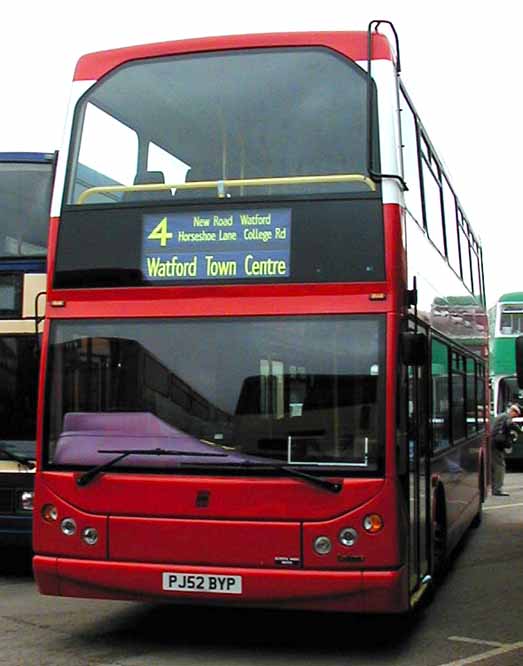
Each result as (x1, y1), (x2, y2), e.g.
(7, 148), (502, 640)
(313, 536), (332, 555)
(18, 491), (34, 512)
(60, 518), (77, 536)
(339, 527), (358, 547)
(82, 527), (98, 546)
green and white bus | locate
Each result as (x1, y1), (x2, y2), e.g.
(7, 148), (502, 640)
(489, 292), (523, 461)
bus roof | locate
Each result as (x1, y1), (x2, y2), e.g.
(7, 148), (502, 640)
(0, 152), (54, 164)
(498, 292), (523, 303)
(74, 31), (394, 81)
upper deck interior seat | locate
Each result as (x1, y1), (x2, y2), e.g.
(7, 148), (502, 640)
(123, 170), (172, 202)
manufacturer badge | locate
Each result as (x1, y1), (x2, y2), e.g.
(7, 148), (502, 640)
(274, 557), (301, 567)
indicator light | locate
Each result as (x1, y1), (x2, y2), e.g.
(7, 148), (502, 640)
(363, 513), (384, 533)
(41, 504), (58, 522)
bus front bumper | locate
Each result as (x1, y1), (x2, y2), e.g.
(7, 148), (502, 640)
(34, 556), (408, 613)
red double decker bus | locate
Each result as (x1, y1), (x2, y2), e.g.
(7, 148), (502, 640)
(34, 22), (488, 613)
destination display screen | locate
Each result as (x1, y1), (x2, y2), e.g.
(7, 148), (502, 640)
(142, 208), (291, 282)
(55, 199), (384, 289)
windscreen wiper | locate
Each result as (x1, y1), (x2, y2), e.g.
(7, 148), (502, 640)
(76, 447), (229, 487)
(177, 460), (343, 494)
(240, 462), (343, 494)
(0, 445), (35, 470)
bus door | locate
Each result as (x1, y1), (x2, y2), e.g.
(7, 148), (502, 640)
(406, 326), (430, 594)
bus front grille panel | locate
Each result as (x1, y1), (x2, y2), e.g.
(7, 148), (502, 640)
(0, 489), (14, 513)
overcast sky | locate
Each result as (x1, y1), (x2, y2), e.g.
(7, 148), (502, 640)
(1, 1), (518, 305)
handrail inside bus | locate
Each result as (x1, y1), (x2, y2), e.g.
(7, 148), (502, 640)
(76, 174), (377, 204)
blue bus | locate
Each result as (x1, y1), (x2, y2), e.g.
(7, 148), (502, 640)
(0, 152), (55, 548)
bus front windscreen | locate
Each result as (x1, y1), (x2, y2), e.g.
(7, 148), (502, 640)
(45, 316), (385, 476)
(499, 304), (523, 335)
(0, 161), (52, 257)
(67, 47), (378, 205)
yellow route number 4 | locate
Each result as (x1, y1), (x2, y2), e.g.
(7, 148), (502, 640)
(147, 217), (173, 247)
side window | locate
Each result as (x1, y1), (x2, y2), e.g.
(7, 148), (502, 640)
(466, 358), (477, 434)
(431, 339), (450, 452)
(452, 353), (466, 441)
(479, 249), (486, 304)
(458, 213), (472, 291)
(74, 103), (139, 204)
(0, 274), (22, 318)
(420, 134), (430, 162)
(442, 176), (460, 272)
(422, 157), (445, 254)
(476, 364), (486, 432)
(400, 89), (423, 226)
(470, 243), (481, 301)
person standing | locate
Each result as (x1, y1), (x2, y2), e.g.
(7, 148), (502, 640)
(491, 403), (521, 496)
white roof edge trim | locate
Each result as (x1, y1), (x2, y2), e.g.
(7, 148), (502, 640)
(356, 58), (402, 206)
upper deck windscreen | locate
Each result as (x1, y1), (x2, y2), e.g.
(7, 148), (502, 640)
(0, 161), (53, 257)
(66, 47), (378, 205)
(498, 303), (523, 336)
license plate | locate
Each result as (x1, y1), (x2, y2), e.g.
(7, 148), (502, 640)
(162, 572), (242, 594)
